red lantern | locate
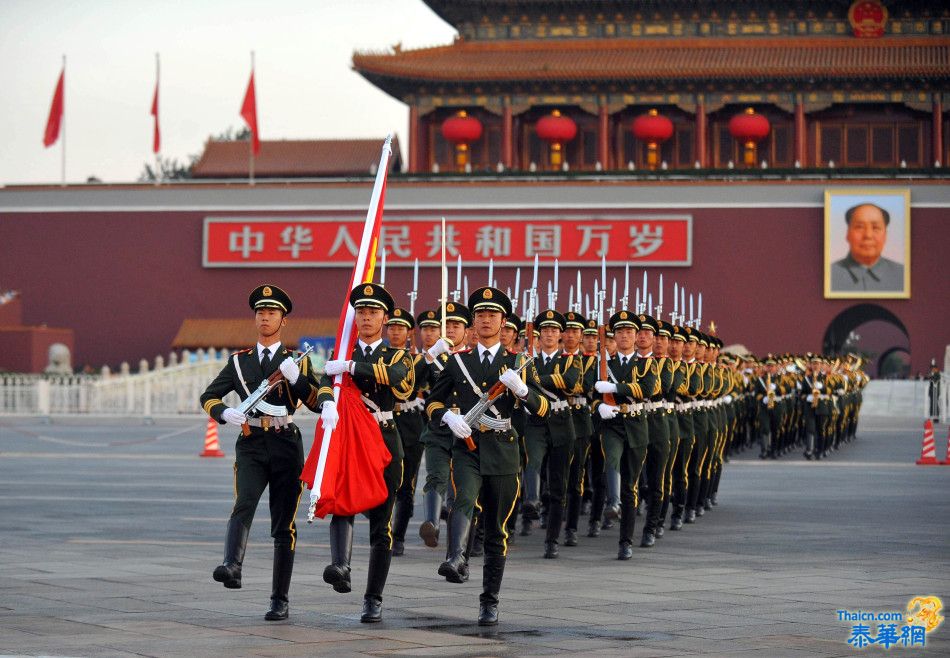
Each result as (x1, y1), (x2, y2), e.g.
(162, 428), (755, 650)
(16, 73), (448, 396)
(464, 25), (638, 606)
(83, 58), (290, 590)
(535, 109), (577, 170)
(441, 110), (483, 171)
(632, 109), (674, 170)
(728, 108), (771, 167)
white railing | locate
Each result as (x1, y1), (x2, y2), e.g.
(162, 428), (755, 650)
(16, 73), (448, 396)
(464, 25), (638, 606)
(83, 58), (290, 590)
(860, 378), (947, 421)
(0, 352), (319, 418)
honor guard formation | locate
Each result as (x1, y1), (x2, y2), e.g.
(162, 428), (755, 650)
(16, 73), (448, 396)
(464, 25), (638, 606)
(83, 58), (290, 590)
(201, 270), (867, 626)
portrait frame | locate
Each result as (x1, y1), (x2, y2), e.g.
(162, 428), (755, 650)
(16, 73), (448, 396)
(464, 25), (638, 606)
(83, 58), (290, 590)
(824, 188), (911, 299)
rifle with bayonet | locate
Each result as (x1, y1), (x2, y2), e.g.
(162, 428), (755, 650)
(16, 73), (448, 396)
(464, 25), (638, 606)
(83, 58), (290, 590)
(236, 344), (314, 437)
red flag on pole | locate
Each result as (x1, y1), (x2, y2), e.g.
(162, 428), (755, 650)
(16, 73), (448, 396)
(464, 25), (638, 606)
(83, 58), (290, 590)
(240, 70), (260, 156)
(43, 68), (64, 148)
(302, 136), (394, 520)
(151, 61), (160, 154)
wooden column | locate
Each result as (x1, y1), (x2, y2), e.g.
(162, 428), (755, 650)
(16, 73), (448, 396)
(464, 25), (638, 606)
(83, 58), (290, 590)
(933, 94), (943, 166)
(695, 98), (707, 167)
(502, 101), (513, 169)
(794, 97), (806, 166)
(408, 104), (421, 173)
(598, 100), (610, 169)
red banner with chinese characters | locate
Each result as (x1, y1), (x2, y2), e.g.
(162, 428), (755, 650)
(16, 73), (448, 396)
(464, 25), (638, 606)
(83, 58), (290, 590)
(203, 211), (692, 267)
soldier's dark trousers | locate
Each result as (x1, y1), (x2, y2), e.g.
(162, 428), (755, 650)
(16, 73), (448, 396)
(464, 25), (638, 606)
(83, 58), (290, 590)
(671, 414), (694, 518)
(230, 426), (305, 550)
(449, 448), (520, 558)
(643, 411), (671, 535)
(393, 440), (424, 545)
(587, 433), (607, 525)
(686, 411), (709, 513)
(565, 434), (591, 533)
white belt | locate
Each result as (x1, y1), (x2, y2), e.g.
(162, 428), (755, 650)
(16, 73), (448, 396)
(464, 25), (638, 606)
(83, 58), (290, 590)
(394, 398), (424, 413)
(675, 402), (689, 412)
(665, 401), (674, 411)
(570, 396), (588, 407)
(245, 415), (293, 429)
(372, 410), (394, 424)
(615, 402), (643, 415)
(550, 399), (570, 413)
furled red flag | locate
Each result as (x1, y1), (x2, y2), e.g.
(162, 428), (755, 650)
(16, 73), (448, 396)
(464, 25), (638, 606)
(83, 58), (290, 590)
(302, 135), (394, 520)
(240, 70), (260, 155)
(43, 68), (65, 148)
(150, 67), (160, 153)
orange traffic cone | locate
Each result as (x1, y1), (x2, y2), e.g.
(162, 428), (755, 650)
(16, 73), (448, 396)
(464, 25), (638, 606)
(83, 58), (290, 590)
(916, 419), (938, 465)
(940, 426), (950, 466)
(200, 416), (226, 458)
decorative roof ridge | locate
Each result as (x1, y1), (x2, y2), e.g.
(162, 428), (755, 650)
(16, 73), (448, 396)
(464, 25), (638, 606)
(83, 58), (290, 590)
(353, 34), (950, 69)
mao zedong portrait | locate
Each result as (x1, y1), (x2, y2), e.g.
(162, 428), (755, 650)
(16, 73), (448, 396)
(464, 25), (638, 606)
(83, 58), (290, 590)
(830, 203), (904, 292)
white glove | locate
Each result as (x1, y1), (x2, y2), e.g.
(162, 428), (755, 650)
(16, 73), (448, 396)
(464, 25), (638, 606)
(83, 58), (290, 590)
(806, 394), (814, 403)
(597, 403), (618, 420)
(499, 369), (529, 398)
(442, 410), (472, 439)
(426, 337), (453, 360)
(724, 395), (733, 404)
(837, 388), (846, 395)
(769, 383), (777, 391)
(222, 408), (247, 425)
(323, 359), (351, 376)
(595, 381), (617, 394)
(815, 382), (823, 390)
(279, 358), (300, 384)
(320, 400), (339, 430)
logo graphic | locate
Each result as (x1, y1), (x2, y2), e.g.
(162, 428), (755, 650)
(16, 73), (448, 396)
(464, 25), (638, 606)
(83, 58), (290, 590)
(483, 288), (493, 299)
(907, 596), (943, 633)
(262, 286), (272, 297)
(364, 285), (374, 295)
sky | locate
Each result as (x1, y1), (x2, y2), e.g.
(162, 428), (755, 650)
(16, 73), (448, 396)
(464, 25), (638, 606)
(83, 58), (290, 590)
(0, 0), (456, 185)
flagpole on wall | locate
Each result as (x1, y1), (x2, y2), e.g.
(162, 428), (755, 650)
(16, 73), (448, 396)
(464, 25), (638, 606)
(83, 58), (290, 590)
(154, 52), (160, 186)
(249, 50), (255, 186)
(60, 54), (66, 187)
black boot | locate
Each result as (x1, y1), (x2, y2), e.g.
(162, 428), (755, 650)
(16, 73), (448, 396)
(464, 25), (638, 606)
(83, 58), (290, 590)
(478, 555), (506, 626)
(670, 505), (684, 531)
(323, 516), (353, 594)
(391, 499), (412, 557)
(360, 547), (391, 623)
(656, 499), (669, 538)
(565, 492), (580, 546)
(418, 489), (442, 548)
(213, 518), (248, 589)
(264, 545), (293, 621)
(437, 511), (471, 584)
(587, 518), (601, 538)
(617, 504), (635, 561)
(543, 502), (564, 558)
(640, 529), (656, 548)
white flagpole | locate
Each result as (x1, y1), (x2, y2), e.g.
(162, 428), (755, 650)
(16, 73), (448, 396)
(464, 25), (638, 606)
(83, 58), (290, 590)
(249, 51), (255, 185)
(61, 54), (66, 187)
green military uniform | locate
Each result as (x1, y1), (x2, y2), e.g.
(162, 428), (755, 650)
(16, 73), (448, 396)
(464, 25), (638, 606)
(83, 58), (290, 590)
(201, 284), (321, 621)
(583, 318), (609, 537)
(562, 312), (597, 546)
(671, 326), (701, 528)
(657, 322), (687, 534)
(637, 314), (669, 547)
(523, 309), (580, 558)
(317, 283), (413, 624)
(418, 303), (471, 548)
(388, 308), (429, 557)
(802, 357), (830, 460)
(591, 310), (656, 560)
(426, 286), (548, 626)
(686, 333), (713, 521)
(754, 356), (781, 459)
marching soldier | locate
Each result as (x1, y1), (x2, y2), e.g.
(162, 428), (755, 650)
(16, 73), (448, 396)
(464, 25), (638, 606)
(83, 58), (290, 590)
(386, 308), (428, 557)
(668, 325), (699, 530)
(318, 283), (414, 623)
(426, 286), (549, 625)
(802, 354), (828, 460)
(592, 310), (655, 560)
(685, 333), (711, 522)
(561, 311), (597, 547)
(655, 320), (685, 537)
(201, 284), (321, 621)
(523, 309), (580, 558)
(635, 313), (668, 547)
(583, 318), (609, 537)
(418, 302), (471, 548)
(754, 355), (781, 460)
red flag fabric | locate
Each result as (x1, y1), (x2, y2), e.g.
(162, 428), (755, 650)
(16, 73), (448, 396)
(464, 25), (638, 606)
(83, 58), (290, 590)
(43, 69), (64, 148)
(150, 76), (160, 154)
(301, 376), (392, 518)
(240, 71), (260, 155)
(301, 136), (393, 520)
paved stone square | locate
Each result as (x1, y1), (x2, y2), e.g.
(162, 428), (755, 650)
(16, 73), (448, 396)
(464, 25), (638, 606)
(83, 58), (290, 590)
(0, 415), (947, 657)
